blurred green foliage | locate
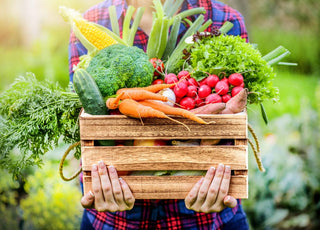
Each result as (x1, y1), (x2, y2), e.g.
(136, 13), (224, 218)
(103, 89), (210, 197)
(244, 96), (320, 229)
(20, 161), (82, 230)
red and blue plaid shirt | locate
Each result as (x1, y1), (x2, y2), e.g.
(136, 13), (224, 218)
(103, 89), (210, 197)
(70, 1), (248, 229)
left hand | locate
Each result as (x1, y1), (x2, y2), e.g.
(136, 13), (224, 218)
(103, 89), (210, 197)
(185, 163), (237, 213)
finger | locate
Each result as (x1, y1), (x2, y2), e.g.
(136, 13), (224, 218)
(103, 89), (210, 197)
(108, 165), (125, 206)
(223, 195), (237, 208)
(81, 191), (95, 208)
(119, 178), (135, 209)
(98, 161), (115, 203)
(185, 177), (204, 209)
(91, 164), (105, 205)
(192, 167), (216, 207)
(202, 163), (225, 208)
(215, 165), (231, 205)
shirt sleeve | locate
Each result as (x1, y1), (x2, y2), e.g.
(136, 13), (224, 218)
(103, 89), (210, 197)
(210, 1), (249, 42)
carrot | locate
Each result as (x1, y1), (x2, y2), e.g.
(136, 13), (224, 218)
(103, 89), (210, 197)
(191, 103), (226, 114)
(119, 99), (190, 130)
(106, 91), (125, 109)
(221, 88), (248, 114)
(117, 83), (175, 94)
(138, 100), (212, 125)
(117, 88), (170, 102)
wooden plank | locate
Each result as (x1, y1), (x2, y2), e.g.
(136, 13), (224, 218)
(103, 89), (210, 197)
(83, 175), (248, 199)
(81, 145), (248, 171)
(79, 113), (247, 140)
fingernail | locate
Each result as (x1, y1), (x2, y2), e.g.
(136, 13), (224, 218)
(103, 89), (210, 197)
(92, 164), (98, 172)
(218, 163), (224, 171)
(108, 165), (116, 173)
(199, 177), (204, 184)
(225, 165), (231, 172)
(119, 177), (123, 184)
(225, 195), (230, 202)
(89, 190), (95, 199)
(98, 160), (105, 169)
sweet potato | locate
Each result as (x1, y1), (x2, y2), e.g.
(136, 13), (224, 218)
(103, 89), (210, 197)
(220, 88), (248, 114)
(191, 102), (226, 114)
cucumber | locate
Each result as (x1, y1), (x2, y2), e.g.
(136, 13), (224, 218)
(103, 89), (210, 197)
(73, 68), (108, 115)
(73, 69), (114, 146)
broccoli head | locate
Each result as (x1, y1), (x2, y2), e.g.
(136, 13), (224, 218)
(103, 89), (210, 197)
(86, 44), (154, 97)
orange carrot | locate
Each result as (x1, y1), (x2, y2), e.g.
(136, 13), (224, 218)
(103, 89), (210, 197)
(116, 88), (169, 102)
(118, 99), (190, 131)
(117, 83), (175, 94)
(138, 100), (211, 125)
(106, 91), (124, 109)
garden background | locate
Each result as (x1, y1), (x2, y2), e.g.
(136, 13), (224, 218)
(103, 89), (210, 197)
(0, 0), (319, 229)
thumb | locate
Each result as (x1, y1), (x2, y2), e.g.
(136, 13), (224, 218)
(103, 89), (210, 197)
(81, 191), (95, 208)
(223, 195), (237, 208)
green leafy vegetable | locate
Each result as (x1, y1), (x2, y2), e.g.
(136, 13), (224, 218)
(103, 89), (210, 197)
(0, 73), (82, 177)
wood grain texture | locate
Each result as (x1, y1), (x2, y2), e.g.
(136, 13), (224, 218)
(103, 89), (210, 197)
(79, 112), (247, 140)
(81, 145), (248, 171)
(83, 175), (248, 199)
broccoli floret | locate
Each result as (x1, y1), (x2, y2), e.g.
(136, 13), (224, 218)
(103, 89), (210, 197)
(86, 44), (153, 97)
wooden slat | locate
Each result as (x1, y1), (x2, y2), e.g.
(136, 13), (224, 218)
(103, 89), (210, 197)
(79, 112), (247, 140)
(83, 175), (248, 199)
(81, 145), (248, 171)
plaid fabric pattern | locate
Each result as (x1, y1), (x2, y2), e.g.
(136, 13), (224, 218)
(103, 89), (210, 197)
(85, 199), (241, 230)
(69, 0), (248, 81)
(71, 1), (249, 229)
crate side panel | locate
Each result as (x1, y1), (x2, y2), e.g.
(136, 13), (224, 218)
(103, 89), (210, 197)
(79, 115), (247, 140)
(83, 175), (248, 199)
(81, 145), (248, 171)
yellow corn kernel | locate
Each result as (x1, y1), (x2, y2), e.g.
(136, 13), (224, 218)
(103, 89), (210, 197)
(74, 19), (117, 50)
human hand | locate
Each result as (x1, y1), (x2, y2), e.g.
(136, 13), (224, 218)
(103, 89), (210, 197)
(81, 161), (135, 212)
(185, 163), (237, 213)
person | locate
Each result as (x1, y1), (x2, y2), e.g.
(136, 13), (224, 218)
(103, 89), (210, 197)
(69, 0), (249, 229)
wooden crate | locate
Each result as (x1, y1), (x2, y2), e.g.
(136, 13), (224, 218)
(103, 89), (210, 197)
(79, 110), (248, 199)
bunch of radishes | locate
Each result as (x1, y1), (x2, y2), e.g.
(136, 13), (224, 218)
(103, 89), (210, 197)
(153, 70), (245, 110)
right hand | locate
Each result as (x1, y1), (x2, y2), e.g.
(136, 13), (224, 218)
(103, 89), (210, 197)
(81, 161), (135, 212)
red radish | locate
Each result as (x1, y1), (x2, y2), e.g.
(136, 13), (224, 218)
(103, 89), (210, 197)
(179, 79), (188, 86)
(199, 78), (208, 86)
(175, 96), (182, 103)
(239, 82), (245, 88)
(152, 79), (164, 85)
(205, 93), (222, 104)
(198, 85), (211, 98)
(165, 73), (178, 83)
(206, 74), (219, 88)
(165, 73), (178, 88)
(179, 97), (195, 110)
(188, 77), (199, 87)
(221, 77), (229, 85)
(215, 81), (229, 95)
(231, 86), (244, 97)
(194, 96), (205, 107)
(174, 82), (188, 98)
(187, 85), (198, 97)
(228, 73), (244, 86)
(177, 70), (190, 80)
(222, 94), (232, 103)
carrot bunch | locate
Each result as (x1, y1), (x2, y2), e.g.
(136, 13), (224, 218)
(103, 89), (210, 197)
(106, 83), (212, 130)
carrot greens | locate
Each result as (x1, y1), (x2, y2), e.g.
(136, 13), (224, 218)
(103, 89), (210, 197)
(0, 73), (82, 177)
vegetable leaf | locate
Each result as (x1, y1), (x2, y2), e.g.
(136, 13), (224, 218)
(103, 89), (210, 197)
(0, 73), (82, 177)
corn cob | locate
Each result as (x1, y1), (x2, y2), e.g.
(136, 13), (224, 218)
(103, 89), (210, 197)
(73, 18), (117, 50)
(59, 6), (118, 52)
